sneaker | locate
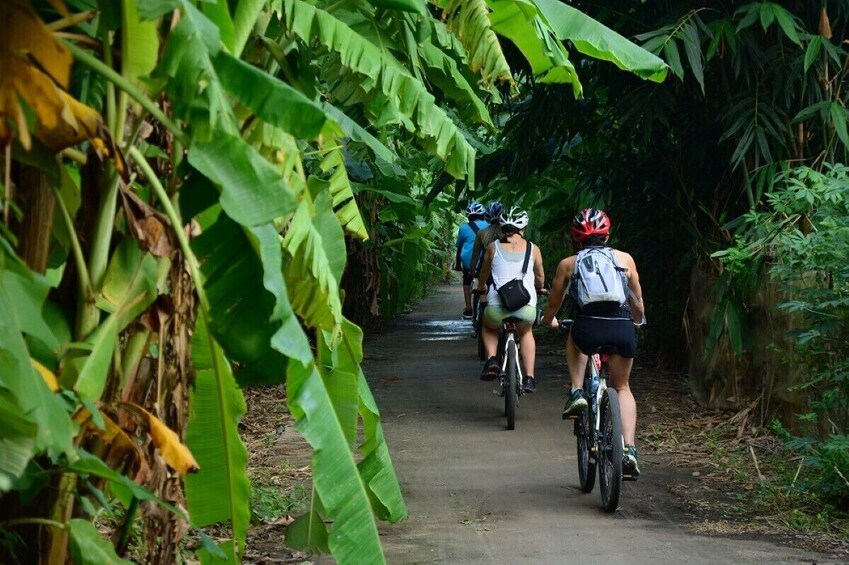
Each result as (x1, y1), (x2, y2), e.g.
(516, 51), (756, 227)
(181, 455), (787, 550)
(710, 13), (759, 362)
(623, 444), (641, 478)
(480, 357), (499, 381)
(523, 376), (536, 393)
(562, 389), (588, 419)
(463, 308), (473, 319)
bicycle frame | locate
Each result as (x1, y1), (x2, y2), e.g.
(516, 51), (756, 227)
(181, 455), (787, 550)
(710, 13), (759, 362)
(586, 353), (607, 441)
(498, 321), (524, 391)
(573, 348), (625, 510)
(497, 318), (525, 430)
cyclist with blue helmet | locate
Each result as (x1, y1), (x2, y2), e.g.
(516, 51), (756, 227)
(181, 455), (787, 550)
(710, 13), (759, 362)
(470, 201), (504, 276)
(455, 201), (489, 318)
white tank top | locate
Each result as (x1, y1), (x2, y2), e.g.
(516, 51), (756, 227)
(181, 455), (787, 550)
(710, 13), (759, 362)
(488, 240), (537, 308)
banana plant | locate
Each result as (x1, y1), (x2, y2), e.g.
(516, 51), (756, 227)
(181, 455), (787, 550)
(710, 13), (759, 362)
(0, 0), (668, 563)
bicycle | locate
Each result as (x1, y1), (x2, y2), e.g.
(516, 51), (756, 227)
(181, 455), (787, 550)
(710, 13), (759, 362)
(561, 321), (634, 512)
(492, 315), (526, 430)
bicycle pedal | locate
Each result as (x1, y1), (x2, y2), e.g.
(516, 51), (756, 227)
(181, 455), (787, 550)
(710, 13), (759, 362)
(562, 413), (579, 421)
(623, 474), (639, 482)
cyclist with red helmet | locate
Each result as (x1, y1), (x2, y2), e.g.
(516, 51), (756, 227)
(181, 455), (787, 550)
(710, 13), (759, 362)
(540, 208), (646, 476)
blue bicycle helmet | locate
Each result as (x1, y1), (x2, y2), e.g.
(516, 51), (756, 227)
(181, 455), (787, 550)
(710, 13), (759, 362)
(486, 201), (504, 222)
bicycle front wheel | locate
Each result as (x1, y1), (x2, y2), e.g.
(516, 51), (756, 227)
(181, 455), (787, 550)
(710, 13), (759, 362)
(504, 342), (518, 430)
(599, 388), (623, 512)
(575, 406), (596, 493)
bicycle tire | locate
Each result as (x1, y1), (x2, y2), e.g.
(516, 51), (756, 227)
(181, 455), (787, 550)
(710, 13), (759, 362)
(576, 407), (596, 493)
(599, 388), (623, 512)
(505, 342), (518, 430)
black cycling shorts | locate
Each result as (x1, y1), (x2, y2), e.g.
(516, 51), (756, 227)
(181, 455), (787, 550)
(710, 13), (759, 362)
(571, 317), (637, 359)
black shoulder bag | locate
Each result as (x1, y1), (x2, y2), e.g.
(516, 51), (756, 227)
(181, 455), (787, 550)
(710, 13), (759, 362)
(495, 243), (533, 311)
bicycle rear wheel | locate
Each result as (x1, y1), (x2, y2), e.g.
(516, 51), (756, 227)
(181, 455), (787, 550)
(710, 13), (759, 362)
(504, 342), (518, 430)
(598, 388), (623, 512)
(575, 407), (596, 493)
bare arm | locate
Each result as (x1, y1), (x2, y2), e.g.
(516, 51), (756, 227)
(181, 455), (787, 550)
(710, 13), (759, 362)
(541, 257), (573, 326)
(620, 252), (645, 325)
(475, 243), (496, 293)
(470, 229), (485, 275)
(532, 244), (545, 290)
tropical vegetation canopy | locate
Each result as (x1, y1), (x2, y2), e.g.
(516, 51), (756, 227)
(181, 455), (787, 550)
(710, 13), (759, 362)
(0, 0), (665, 563)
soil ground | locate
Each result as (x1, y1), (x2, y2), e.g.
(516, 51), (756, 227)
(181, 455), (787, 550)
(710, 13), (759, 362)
(239, 283), (848, 564)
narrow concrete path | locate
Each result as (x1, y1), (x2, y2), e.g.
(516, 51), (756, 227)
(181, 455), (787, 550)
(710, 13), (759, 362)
(363, 283), (836, 564)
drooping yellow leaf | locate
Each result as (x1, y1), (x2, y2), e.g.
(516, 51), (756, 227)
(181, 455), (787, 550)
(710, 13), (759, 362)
(120, 402), (200, 474)
(32, 358), (59, 391)
(0, 0), (123, 176)
(0, 0), (72, 147)
(74, 407), (148, 479)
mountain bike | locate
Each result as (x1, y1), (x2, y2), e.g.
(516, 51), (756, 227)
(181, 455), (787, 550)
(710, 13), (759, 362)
(562, 321), (632, 512)
(493, 315), (526, 430)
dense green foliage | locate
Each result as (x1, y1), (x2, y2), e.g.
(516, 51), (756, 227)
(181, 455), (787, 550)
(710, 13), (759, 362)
(0, 0), (664, 563)
(718, 164), (849, 510)
(470, 1), (849, 364)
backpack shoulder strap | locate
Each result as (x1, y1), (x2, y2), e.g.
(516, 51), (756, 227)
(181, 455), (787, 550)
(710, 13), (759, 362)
(603, 246), (627, 272)
(469, 221), (480, 233)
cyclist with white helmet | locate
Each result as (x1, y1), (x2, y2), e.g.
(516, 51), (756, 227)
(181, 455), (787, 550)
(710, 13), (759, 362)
(541, 208), (646, 477)
(476, 207), (545, 392)
(455, 201), (489, 318)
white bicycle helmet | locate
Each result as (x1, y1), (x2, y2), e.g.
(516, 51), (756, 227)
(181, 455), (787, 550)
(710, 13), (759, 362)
(465, 201), (486, 218)
(500, 206), (529, 231)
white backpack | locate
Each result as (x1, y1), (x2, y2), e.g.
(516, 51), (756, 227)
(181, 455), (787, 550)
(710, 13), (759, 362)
(569, 247), (628, 310)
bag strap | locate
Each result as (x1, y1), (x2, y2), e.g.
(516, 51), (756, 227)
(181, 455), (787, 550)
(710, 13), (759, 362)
(493, 242), (533, 291)
(520, 242), (532, 275)
(469, 221), (480, 233)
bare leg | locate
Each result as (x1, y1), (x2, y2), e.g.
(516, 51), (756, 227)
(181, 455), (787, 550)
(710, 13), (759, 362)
(517, 325), (535, 376)
(463, 284), (472, 310)
(482, 320), (499, 359)
(566, 334), (588, 391)
(608, 354), (636, 445)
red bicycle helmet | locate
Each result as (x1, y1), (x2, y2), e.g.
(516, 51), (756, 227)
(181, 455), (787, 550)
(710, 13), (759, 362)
(571, 208), (611, 243)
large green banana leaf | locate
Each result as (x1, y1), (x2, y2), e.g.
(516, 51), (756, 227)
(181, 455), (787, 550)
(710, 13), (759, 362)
(188, 133), (297, 227)
(487, 0), (581, 92)
(530, 0), (668, 83)
(287, 359), (390, 564)
(0, 251), (75, 485)
(417, 41), (494, 129)
(282, 0), (476, 181)
(192, 213), (288, 385)
(307, 149), (369, 240)
(338, 320), (406, 521)
(213, 51), (326, 140)
(438, 0), (513, 86)
(184, 312), (251, 561)
(152, 1), (238, 136)
(282, 192), (346, 334)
